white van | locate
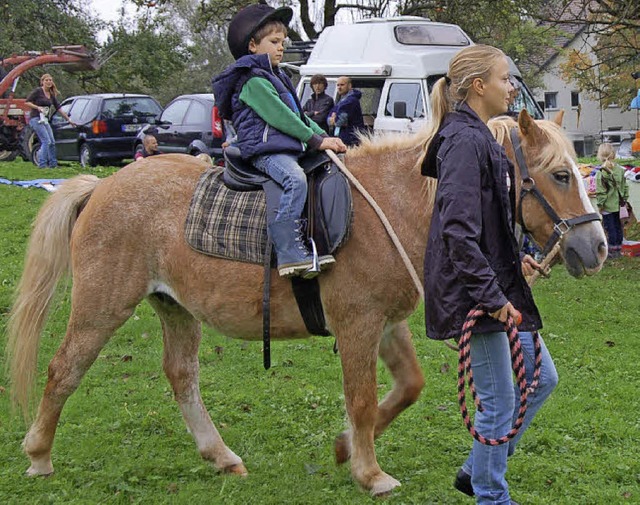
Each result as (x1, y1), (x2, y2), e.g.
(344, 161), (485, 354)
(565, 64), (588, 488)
(296, 17), (544, 134)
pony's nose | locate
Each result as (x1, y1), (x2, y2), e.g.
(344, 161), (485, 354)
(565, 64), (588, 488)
(597, 240), (607, 259)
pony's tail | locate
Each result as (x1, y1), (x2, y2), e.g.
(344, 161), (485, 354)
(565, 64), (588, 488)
(5, 175), (100, 422)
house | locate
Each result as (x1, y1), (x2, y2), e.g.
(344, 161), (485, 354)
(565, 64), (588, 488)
(531, 5), (638, 156)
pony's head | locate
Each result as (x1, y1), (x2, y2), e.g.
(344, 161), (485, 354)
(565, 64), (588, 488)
(489, 110), (607, 277)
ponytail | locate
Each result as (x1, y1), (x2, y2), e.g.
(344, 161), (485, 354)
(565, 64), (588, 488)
(422, 77), (452, 153)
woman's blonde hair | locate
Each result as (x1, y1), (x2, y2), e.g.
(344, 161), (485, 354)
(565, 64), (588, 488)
(597, 142), (616, 171)
(40, 73), (59, 96)
(422, 45), (506, 152)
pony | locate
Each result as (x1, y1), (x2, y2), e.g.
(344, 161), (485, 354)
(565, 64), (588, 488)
(5, 110), (606, 496)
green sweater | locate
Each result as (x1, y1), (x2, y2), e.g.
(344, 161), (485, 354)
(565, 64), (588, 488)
(239, 77), (326, 149)
(596, 164), (629, 213)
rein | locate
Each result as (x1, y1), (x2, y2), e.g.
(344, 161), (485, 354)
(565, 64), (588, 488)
(509, 128), (600, 256)
(458, 307), (541, 445)
(326, 150), (425, 300)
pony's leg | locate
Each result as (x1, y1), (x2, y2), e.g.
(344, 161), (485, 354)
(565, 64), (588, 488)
(335, 320), (400, 496)
(335, 320), (424, 465)
(148, 295), (246, 475)
(23, 307), (134, 476)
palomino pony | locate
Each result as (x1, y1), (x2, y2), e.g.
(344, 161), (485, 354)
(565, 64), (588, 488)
(6, 110), (606, 496)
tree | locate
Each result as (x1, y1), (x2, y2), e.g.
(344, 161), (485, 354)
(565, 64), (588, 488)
(547, 0), (640, 109)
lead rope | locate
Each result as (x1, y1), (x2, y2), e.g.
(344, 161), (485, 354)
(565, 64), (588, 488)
(458, 308), (542, 445)
(325, 150), (424, 300)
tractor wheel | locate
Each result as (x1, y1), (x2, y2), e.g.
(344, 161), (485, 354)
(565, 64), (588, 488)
(0, 149), (18, 161)
(21, 125), (40, 164)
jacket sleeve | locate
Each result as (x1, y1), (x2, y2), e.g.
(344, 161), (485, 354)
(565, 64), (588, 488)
(595, 170), (607, 207)
(240, 77), (323, 149)
(437, 135), (508, 312)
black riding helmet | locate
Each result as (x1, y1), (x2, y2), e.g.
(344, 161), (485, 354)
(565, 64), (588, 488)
(227, 3), (293, 60)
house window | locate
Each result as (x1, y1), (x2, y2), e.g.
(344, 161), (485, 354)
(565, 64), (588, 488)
(544, 92), (558, 110)
(571, 91), (580, 108)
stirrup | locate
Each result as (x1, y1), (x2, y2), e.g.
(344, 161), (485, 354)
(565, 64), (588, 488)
(308, 238), (321, 275)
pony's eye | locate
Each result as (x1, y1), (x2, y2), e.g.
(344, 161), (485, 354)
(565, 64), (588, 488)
(553, 171), (570, 184)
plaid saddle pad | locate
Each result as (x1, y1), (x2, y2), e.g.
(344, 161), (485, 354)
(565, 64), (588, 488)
(185, 167), (268, 265)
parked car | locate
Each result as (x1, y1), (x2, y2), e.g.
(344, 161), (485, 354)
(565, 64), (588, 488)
(134, 93), (224, 162)
(25, 93), (162, 167)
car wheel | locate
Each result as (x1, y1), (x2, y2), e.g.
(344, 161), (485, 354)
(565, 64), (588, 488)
(0, 149), (18, 161)
(21, 125), (40, 164)
(80, 143), (97, 168)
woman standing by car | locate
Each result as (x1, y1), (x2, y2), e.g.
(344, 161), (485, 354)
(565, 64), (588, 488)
(25, 73), (76, 168)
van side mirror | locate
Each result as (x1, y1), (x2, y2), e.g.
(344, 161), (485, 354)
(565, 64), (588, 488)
(393, 101), (408, 119)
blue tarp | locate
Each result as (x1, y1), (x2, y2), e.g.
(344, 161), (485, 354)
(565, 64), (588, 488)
(0, 178), (66, 191)
(631, 89), (640, 109)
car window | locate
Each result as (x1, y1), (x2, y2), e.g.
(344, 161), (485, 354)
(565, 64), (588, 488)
(183, 101), (208, 125)
(51, 102), (73, 125)
(161, 99), (190, 125)
(68, 98), (91, 122)
(101, 97), (162, 120)
(384, 82), (425, 118)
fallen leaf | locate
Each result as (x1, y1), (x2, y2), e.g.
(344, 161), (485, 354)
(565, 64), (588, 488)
(440, 363), (450, 374)
(121, 355), (133, 362)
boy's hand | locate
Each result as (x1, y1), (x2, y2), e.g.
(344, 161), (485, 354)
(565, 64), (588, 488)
(318, 137), (347, 153)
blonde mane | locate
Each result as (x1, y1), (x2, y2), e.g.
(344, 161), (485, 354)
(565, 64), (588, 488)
(350, 114), (576, 174)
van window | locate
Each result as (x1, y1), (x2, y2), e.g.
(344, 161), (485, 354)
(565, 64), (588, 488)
(350, 79), (384, 117)
(395, 25), (470, 46)
(385, 83), (425, 118)
(299, 81), (337, 106)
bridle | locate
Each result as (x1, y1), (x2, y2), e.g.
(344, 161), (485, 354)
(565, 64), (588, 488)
(509, 128), (601, 256)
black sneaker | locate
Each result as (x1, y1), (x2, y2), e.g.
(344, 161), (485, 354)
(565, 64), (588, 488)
(453, 468), (474, 497)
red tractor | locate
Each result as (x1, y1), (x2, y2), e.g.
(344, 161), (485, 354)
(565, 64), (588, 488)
(0, 45), (99, 161)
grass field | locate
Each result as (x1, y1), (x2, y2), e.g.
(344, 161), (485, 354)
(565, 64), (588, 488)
(1, 159), (639, 504)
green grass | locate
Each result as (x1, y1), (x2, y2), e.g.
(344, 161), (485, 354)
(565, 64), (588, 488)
(1, 159), (639, 504)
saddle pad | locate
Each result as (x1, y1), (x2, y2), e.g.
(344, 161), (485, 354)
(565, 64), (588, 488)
(185, 167), (268, 265)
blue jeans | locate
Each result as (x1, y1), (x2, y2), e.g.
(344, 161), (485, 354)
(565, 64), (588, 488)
(602, 212), (623, 248)
(461, 331), (558, 504)
(253, 153), (307, 223)
(29, 117), (57, 168)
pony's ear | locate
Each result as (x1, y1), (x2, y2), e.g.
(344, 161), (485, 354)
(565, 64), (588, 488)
(552, 109), (565, 126)
(518, 108), (543, 142)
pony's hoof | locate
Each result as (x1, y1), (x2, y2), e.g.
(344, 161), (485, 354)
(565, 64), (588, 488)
(334, 432), (350, 465)
(370, 472), (401, 497)
(224, 463), (248, 477)
(26, 462), (54, 477)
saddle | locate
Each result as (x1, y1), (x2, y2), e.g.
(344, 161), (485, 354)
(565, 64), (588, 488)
(222, 146), (352, 257)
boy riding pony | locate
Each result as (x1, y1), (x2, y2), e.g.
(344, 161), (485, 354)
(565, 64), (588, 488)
(213, 4), (347, 278)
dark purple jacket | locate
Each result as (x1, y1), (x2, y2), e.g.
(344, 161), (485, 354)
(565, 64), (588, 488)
(422, 103), (542, 340)
(329, 89), (364, 146)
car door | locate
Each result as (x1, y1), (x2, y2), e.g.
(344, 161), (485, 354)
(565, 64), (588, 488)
(155, 99), (190, 153)
(374, 80), (426, 134)
(50, 99), (78, 159)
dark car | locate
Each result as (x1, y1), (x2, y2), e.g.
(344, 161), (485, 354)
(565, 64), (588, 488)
(134, 93), (224, 162)
(26, 93), (162, 167)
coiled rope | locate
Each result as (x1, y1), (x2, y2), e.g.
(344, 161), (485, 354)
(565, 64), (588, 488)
(458, 306), (541, 445)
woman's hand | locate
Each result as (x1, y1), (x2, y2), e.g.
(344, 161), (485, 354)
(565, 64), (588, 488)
(318, 137), (347, 153)
(490, 301), (522, 325)
(521, 254), (541, 277)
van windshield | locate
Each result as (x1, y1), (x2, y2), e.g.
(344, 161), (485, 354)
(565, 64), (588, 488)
(395, 25), (471, 46)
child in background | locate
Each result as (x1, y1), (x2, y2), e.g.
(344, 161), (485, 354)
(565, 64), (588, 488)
(596, 143), (629, 259)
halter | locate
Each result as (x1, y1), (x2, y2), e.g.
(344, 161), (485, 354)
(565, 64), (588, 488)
(509, 128), (601, 256)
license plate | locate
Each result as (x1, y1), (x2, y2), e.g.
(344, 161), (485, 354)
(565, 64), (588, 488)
(121, 124), (141, 133)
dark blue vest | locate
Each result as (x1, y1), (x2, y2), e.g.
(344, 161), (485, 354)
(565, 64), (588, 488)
(213, 54), (310, 159)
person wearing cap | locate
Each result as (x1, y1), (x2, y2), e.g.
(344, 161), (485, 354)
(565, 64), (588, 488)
(212, 3), (346, 279)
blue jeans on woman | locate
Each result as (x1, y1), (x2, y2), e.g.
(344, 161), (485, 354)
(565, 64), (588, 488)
(253, 153), (307, 223)
(460, 331), (558, 504)
(29, 117), (57, 168)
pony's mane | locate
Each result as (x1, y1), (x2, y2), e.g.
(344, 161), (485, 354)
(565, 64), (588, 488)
(351, 114), (577, 174)
(488, 116), (577, 173)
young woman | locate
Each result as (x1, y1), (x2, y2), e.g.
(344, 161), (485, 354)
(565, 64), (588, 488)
(25, 74), (76, 168)
(421, 45), (558, 504)
(596, 142), (629, 259)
